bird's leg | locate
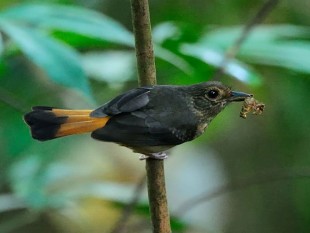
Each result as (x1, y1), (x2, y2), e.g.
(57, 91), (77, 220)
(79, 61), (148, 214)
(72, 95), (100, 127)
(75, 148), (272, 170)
(139, 151), (169, 160)
(149, 152), (168, 160)
(139, 154), (150, 160)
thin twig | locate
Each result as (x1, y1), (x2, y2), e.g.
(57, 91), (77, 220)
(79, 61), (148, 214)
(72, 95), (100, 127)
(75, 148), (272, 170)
(212, 0), (280, 80)
(175, 168), (310, 216)
(130, 0), (171, 233)
(110, 175), (146, 233)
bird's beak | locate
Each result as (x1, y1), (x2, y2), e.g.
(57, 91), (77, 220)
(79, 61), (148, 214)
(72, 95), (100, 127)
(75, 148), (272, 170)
(229, 91), (253, 102)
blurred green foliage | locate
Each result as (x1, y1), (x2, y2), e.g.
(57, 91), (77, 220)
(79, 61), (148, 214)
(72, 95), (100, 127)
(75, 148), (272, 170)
(0, 0), (309, 233)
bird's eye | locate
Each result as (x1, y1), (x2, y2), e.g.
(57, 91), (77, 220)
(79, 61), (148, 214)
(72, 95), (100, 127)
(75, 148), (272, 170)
(207, 89), (219, 99)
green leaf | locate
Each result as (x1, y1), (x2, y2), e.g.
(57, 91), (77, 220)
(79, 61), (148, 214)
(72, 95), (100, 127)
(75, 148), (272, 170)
(0, 194), (26, 213)
(9, 154), (147, 209)
(155, 44), (193, 75)
(0, 32), (3, 56)
(0, 20), (91, 97)
(200, 25), (310, 74)
(153, 22), (181, 44)
(58, 182), (147, 204)
(200, 25), (310, 49)
(181, 44), (262, 86)
(152, 22), (194, 74)
(1, 4), (195, 75)
(82, 51), (136, 83)
(0, 110), (31, 157)
(1, 3), (134, 47)
(240, 41), (310, 74)
(9, 155), (47, 209)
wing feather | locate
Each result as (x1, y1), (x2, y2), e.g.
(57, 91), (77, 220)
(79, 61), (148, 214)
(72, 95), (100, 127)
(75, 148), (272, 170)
(90, 85), (197, 149)
(90, 87), (152, 117)
(91, 113), (183, 146)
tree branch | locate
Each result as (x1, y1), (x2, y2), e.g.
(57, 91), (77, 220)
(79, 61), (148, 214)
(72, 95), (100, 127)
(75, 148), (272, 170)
(145, 160), (171, 233)
(130, 1), (171, 233)
(130, 0), (156, 87)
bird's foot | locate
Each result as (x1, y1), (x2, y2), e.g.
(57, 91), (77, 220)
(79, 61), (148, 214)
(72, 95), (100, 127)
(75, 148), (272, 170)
(139, 152), (168, 160)
(139, 154), (149, 160)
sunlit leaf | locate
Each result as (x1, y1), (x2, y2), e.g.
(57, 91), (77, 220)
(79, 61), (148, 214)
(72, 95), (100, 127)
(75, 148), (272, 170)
(152, 22), (194, 74)
(10, 155), (147, 208)
(239, 41), (310, 74)
(82, 51), (136, 83)
(200, 25), (310, 74)
(155, 45), (193, 75)
(1, 3), (134, 47)
(181, 44), (262, 86)
(0, 194), (26, 213)
(58, 182), (147, 204)
(153, 22), (181, 44)
(0, 4), (196, 75)
(0, 20), (91, 97)
(200, 25), (310, 48)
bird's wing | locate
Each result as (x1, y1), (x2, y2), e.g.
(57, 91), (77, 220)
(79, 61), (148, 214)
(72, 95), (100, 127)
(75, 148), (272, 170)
(90, 87), (152, 117)
(91, 112), (185, 147)
(90, 86), (196, 149)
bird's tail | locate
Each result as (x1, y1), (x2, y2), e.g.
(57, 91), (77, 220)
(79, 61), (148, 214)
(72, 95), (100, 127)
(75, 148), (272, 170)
(24, 106), (110, 141)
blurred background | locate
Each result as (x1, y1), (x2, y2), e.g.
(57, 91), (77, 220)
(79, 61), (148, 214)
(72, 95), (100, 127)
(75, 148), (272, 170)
(0, 0), (310, 233)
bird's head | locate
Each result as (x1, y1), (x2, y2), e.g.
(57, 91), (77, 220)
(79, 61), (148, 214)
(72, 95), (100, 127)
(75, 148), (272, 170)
(188, 81), (252, 122)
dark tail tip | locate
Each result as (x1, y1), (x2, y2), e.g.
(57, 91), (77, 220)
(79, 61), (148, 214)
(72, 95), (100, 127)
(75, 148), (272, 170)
(32, 106), (54, 111)
(24, 107), (67, 141)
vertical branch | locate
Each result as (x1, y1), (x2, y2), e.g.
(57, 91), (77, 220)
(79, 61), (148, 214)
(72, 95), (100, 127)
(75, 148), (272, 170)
(144, 159), (171, 233)
(130, 1), (171, 233)
(130, 0), (156, 87)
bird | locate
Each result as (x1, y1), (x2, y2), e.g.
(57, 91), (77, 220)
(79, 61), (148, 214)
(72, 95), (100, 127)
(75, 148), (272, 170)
(24, 81), (252, 159)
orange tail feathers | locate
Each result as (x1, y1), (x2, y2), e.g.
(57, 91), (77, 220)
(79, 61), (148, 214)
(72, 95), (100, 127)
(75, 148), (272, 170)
(24, 106), (110, 141)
